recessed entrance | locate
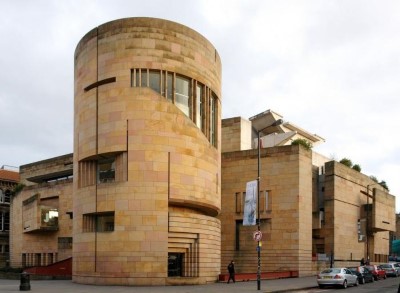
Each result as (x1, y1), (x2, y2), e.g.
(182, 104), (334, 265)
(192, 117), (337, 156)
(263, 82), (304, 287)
(168, 253), (183, 277)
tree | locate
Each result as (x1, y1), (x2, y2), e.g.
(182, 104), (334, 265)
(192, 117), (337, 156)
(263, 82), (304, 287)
(352, 164), (361, 172)
(379, 180), (389, 191)
(369, 176), (378, 183)
(291, 138), (313, 150)
(339, 158), (353, 168)
(13, 183), (25, 196)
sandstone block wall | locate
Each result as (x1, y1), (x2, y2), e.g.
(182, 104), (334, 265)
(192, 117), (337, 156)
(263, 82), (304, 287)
(74, 17), (221, 286)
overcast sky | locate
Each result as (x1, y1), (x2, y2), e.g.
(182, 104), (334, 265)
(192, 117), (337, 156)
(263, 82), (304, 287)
(1, 0), (399, 210)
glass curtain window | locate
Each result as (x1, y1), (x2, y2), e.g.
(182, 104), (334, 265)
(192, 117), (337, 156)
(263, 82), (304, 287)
(175, 76), (190, 116)
(196, 84), (203, 129)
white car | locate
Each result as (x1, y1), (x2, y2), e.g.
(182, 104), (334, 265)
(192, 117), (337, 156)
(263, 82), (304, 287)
(317, 267), (359, 289)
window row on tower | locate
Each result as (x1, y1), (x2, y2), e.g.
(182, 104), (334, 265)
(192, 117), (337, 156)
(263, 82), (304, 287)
(131, 69), (218, 147)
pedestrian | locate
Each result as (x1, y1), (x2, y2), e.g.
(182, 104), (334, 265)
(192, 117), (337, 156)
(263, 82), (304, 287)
(360, 257), (365, 266)
(227, 260), (235, 284)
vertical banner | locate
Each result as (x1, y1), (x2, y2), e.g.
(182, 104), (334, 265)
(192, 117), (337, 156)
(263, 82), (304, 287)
(243, 180), (257, 226)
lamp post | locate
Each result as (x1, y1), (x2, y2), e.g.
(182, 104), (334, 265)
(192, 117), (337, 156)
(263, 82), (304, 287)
(256, 119), (283, 291)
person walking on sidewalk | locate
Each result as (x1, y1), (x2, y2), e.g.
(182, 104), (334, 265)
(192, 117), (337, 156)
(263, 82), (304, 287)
(227, 260), (236, 284)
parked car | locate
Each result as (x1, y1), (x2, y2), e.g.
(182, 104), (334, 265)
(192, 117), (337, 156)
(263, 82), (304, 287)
(380, 263), (400, 277)
(317, 267), (359, 289)
(348, 266), (374, 284)
(365, 264), (387, 280)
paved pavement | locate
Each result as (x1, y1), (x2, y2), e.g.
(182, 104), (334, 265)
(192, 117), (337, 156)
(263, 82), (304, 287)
(0, 276), (318, 293)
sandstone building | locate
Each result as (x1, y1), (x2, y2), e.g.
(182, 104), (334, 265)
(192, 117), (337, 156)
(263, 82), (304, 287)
(220, 110), (396, 277)
(7, 17), (397, 286)
(9, 155), (73, 269)
(72, 17), (221, 285)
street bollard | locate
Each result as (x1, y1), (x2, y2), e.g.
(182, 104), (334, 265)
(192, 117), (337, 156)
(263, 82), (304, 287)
(19, 272), (31, 291)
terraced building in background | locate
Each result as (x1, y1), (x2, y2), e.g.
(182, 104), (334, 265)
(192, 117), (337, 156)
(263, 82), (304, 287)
(73, 17), (222, 286)
(0, 167), (19, 268)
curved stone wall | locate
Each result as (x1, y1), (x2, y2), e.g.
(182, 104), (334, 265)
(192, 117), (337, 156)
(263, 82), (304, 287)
(73, 17), (221, 286)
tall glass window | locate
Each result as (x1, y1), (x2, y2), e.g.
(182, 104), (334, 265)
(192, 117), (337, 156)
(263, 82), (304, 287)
(196, 84), (203, 129)
(140, 69), (147, 87)
(175, 76), (190, 116)
(149, 70), (161, 93)
(135, 69), (140, 87)
(4, 190), (10, 203)
(210, 94), (216, 146)
(130, 68), (219, 149)
(0, 212), (9, 231)
(167, 73), (173, 101)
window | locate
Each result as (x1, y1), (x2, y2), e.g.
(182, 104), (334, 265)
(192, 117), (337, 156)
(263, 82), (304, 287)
(196, 83), (203, 129)
(58, 237), (73, 249)
(41, 208), (58, 228)
(149, 70), (161, 93)
(235, 192), (242, 213)
(83, 212), (115, 232)
(0, 189), (9, 203)
(168, 253), (183, 277)
(98, 157), (115, 183)
(210, 93), (217, 146)
(131, 68), (219, 148)
(175, 75), (190, 116)
(0, 212), (9, 231)
(264, 190), (270, 211)
(140, 69), (147, 87)
(79, 152), (126, 188)
(167, 72), (173, 101)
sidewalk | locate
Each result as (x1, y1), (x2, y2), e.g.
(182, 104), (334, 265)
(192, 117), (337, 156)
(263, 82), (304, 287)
(0, 276), (318, 293)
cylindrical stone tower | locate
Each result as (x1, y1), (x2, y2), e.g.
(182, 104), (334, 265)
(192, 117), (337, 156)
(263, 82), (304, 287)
(73, 17), (221, 286)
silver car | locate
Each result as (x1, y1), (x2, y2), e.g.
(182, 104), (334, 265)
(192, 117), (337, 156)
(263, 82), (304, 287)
(381, 263), (400, 277)
(317, 267), (359, 289)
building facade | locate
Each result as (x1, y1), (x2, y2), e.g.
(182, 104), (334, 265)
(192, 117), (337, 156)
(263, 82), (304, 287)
(219, 110), (395, 277)
(9, 155), (73, 269)
(73, 17), (222, 285)
(7, 17), (397, 286)
(0, 167), (19, 267)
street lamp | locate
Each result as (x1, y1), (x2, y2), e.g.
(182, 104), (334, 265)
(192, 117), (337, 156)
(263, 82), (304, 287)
(256, 119), (283, 291)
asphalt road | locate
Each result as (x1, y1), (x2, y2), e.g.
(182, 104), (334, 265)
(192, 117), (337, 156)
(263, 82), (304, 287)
(294, 275), (400, 292)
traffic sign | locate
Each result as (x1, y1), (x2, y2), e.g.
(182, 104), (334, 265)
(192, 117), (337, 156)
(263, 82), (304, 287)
(253, 230), (262, 241)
